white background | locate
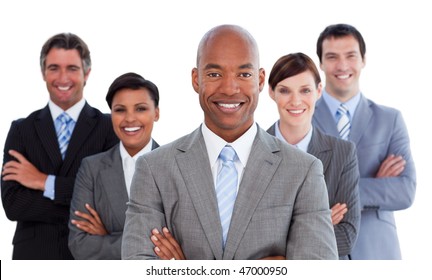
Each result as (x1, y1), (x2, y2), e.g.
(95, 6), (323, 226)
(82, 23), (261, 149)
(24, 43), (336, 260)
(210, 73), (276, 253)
(1, 0), (430, 275)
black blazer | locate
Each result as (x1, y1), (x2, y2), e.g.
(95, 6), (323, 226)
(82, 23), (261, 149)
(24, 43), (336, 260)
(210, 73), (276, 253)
(1, 103), (118, 259)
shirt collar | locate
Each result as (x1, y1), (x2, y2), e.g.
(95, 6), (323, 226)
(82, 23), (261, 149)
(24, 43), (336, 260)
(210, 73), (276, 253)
(322, 89), (361, 121)
(119, 139), (153, 162)
(49, 98), (86, 122)
(201, 122), (257, 169)
(274, 121), (313, 152)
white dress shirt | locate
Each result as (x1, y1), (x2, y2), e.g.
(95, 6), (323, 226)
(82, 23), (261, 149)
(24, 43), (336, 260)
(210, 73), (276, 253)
(201, 122), (257, 191)
(119, 139), (153, 197)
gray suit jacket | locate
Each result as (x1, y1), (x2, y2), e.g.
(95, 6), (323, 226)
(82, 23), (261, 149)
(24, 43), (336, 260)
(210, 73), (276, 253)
(313, 94), (416, 259)
(267, 124), (360, 259)
(122, 125), (338, 260)
(68, 141), (158, 259)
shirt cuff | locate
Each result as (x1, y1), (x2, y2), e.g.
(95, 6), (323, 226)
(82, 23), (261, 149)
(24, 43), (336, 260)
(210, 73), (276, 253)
(43, 175), (55, 200)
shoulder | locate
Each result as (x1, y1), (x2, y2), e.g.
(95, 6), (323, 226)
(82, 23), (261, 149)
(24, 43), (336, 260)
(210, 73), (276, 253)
(81, 145), (119, 166)
(365, 97), (401, 117)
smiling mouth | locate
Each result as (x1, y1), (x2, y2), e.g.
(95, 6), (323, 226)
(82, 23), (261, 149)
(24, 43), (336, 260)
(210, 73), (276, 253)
(57, 86), (72, 91)
(217, 103), (241, 109)
(287, 109), (306, 115)
(124, 127), (141, 132)
(336, 74), (351, 80)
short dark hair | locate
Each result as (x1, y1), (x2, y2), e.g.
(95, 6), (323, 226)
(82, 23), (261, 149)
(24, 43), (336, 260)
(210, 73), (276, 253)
(316, 23), (366, 63)
(105, 72), (160, 109)
(268, 52), (321, 90)
(40, 33), (91, 73)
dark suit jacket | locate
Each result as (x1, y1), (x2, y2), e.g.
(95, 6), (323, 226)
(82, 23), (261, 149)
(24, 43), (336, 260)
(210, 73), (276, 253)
(1, 103), (118, 259)
(267, 124), (360, 259)
(68, 141), (158, 259)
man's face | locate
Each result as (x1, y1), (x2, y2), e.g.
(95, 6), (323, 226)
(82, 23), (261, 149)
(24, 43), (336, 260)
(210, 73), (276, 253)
(192, 31), (265, 142)
(42, 48), (90, 110)
(320, 35), (365, 101)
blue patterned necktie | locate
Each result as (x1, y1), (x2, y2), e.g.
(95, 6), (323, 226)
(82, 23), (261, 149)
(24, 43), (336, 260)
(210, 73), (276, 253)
(337, 104), (350, 140)
(56, 112), (74, 159)
(215, 145), (238, 248)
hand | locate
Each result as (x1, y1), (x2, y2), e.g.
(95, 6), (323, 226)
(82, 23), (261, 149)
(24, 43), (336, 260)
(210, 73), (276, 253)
(331, 203), (348, 225)
(151, 227), (186, 260)
(2, 150), (47, 190)
(376, 154), (406, 178)
(71, 203), (108, 235)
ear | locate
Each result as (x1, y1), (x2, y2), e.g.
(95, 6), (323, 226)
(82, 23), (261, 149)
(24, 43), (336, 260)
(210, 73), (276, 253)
(154, 107), (160, 122)
(258, 68), (266, 92)
(83, 68), (91, 86)
(191, 67), (200, 94)
(316, 82), (323, 100)
(362, 54), (366, 69)
(268, 86), (276, 101)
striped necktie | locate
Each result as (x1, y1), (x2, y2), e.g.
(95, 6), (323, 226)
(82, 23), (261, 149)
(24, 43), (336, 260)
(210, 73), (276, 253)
(56, 112), (74, 159)
(337, 104), (350, 140)
(215, 145), (238, 248)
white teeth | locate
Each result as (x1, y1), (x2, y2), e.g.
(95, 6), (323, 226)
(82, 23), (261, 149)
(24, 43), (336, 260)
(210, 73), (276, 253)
(289, 109), (304, 114)
(124, 127), (140, 132)
(58, 86), (71, 91)
(218, 103), (240, 109)
(337, 74), (350, 80)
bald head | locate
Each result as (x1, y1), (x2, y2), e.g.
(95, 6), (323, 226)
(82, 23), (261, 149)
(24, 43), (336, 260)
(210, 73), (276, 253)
(196, 25), (260, 67)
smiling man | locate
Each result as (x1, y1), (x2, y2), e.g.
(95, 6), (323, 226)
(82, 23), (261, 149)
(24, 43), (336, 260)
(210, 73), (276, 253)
(121, 24), (338, 260)
(313, 24), (416, 259)
(1, 33), (118, 259)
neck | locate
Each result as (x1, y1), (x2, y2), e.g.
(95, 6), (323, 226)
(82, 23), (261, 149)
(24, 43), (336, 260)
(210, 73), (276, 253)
(278, 121), (310, 145)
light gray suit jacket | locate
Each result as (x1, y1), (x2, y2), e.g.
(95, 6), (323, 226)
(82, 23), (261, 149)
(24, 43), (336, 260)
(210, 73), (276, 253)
(267, 124), (360, 259)
(122, 125), (338, 260)
(68, 141), (158, 259)
(313, 94), (416, 259)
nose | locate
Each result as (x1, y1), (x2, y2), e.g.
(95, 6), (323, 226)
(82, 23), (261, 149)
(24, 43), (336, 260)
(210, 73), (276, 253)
(290, 92), (302, 106)
(58, 69), (70, 83)
(336, 58), (349, 71)
(219, 75), (240, 95)
(125, 110), (136, 122)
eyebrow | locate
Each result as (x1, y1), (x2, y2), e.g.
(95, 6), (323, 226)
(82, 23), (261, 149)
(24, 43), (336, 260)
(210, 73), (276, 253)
(203, 63), (255, 70)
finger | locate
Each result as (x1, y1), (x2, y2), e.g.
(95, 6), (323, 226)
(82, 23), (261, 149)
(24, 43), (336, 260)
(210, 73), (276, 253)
(151, 235), (174, 259)
(154, 246), (171, 260)
(74, 210), (96, 224)
(8, 150), (28, 164)
(85, 204), (103, 224)
(71, 219), (95, 234)
(162, 227), (185, 259)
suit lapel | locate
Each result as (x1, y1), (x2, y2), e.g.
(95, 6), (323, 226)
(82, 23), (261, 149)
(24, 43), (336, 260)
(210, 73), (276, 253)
(61, 103), (97, 174)
(308, 128), (332, 175)
(350, 95), (373, 145)
(34, 106), (63, 169)
(314, 98), (339, 138)
(223, 129), (282, 260)
(175, 129), (224, 259)
(99, 145), (129, 227)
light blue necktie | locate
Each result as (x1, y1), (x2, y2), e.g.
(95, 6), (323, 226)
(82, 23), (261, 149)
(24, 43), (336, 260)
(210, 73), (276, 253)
(215, 145), (238, 248)
(55, 112), (74, 159)
(337, 104), (350, 140)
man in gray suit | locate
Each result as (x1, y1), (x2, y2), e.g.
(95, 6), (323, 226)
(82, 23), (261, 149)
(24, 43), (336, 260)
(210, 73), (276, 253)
(312, 24), (416, 259)
(122, 24), (338, 260)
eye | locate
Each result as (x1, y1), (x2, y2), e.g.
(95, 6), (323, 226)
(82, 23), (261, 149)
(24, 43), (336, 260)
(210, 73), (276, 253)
(301, 88), (312, 95)
(136, 106), (147, 112)
(277, 87), (289, 94)
(113, 107), (125, 113)
(207, 72), (221, 78)
(239, 72), (252, 78)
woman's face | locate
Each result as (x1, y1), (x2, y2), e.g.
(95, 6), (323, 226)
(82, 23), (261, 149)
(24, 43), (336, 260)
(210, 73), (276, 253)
(111, 88), (159, 156)
(269, 70), (322, 130)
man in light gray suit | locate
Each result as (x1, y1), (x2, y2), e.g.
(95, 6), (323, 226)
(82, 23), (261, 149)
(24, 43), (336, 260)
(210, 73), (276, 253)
(313, 24), (416, 259)
(122, 24), (338, 260)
